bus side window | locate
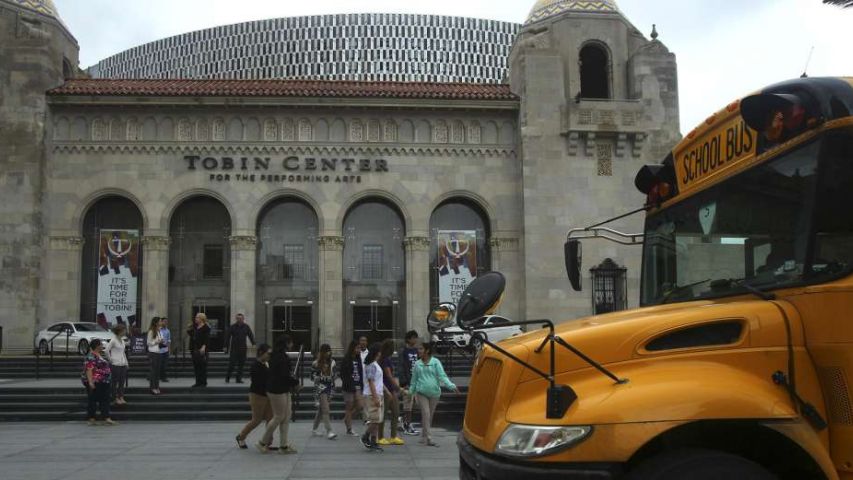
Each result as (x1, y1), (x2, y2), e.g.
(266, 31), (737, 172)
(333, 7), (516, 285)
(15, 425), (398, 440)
(812, 132), (853, 276)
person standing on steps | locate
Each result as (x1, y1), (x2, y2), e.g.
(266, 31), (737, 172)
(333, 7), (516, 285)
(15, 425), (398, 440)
(106, 324), (129, 405)
(360, 342), (384, 452)
(225, 313), (256, 383)
(258, 335), (300, 454)
(398, 330), (421, 436)
(358, 335), (369, 363)
(310, 343), (338, 440)
(158, 317), (171, 383)
(82, 339), (117, 426)
(340, 339), (364, 436)
(188, 313), (211, 388)
(146, 317), (165, 395)
(236, 343), (273, 449)
(409, 341), (460, 447)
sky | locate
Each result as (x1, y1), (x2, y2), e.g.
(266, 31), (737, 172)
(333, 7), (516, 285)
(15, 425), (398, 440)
(55, 0), (853, 134)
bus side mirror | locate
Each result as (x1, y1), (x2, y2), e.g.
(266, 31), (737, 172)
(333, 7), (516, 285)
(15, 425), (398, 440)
(565, 240), (582, 291)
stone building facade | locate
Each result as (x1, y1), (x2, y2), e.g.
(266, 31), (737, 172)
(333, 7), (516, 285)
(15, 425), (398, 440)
(0, 0), (680, 352)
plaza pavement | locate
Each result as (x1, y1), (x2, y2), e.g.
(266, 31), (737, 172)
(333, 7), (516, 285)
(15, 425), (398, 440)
(0, 420), (461, 480)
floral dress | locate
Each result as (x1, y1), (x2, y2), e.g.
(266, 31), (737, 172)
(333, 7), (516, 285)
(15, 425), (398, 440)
(310, 359), (337, 400)
(81, 353), (112, 386)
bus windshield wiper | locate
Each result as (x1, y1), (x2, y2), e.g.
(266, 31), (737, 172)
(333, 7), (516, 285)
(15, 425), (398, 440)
(710, 278), (776, 301)
(660, 278), (710, 304)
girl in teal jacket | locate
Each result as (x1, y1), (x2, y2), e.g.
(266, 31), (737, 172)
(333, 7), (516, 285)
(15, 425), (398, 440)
(408, 342), (459, 446)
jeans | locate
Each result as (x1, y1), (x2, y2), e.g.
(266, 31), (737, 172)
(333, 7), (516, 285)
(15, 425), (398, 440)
(417, 394), (440, 442)
(192, 351), (208, 386)
(160, 351), (169, 380)
(226, 349), (247, 381)
(110, 365), (128, 399)
(148, 352), (161, 390)
(87, 382), (110, 419)
(261, 393), (292, 447)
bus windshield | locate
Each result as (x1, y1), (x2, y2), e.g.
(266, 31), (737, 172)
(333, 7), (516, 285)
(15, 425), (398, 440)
(641, 132), (853, 306)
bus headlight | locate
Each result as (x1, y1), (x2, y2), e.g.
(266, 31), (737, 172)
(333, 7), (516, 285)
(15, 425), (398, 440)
(495, 424), (592, 458)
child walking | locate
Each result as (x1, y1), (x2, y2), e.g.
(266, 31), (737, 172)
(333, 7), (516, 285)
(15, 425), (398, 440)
(360, 342), (384, 452)
(409, 342), (459, 447)
(311, 343), (338, 440)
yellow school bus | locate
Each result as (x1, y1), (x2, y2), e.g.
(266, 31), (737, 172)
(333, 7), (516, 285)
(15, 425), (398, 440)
(454, 77), (853, 479)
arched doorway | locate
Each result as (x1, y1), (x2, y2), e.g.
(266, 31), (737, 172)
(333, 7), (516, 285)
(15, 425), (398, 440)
(579, 43), (611, 100)
(343, 198), (406, 343)
(80, 196), (144, 332)
(168, 196), (232, 352)
(429, 199), (491, 307)
(256, 198), (319, 350)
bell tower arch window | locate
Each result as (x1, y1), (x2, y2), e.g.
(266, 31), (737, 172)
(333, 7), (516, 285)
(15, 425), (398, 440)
(579, 42), (611, 100)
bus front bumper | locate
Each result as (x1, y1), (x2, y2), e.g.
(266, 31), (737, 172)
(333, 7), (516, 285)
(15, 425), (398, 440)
(458, 434), (621, 480)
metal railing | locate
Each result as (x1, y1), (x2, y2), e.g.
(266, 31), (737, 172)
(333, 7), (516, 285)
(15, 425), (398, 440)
(35, 329), (73, 380)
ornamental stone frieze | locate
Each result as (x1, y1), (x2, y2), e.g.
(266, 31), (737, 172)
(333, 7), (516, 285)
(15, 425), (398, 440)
(317, 236), (345, 251)
(403, 236), (431, 252)
(229, 235), (258, 251)
(489, 237), (519, 252)
(141, 236), (171, 251)
(48, 235), (84, 251)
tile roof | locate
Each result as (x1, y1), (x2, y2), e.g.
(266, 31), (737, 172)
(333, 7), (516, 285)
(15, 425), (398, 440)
(48, 79), (517, 101)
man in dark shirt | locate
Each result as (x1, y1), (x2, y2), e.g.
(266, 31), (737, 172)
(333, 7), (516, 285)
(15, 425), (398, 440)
(224, 313), (256, 383)
(398, 330), (421, 435)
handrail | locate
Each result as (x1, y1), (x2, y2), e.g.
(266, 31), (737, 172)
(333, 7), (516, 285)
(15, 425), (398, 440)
(35, 329), (72, 380)
(567, 227), (643, 246)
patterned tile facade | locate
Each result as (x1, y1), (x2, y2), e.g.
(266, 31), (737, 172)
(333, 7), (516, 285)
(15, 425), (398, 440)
(526, 0), (619, 25)
(5, 0), (57, 17)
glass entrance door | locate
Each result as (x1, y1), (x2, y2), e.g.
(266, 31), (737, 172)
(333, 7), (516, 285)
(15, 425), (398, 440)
(271, 302), (313, 351)
(351, 300), (397, 344)
(192, 305), (229, 352)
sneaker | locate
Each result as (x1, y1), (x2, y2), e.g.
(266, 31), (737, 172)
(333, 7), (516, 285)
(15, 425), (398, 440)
(426, 440), (439, 447)
(87, 419), (97, 426)
(368, 442), (384, 452)
(311, 430), (323, 437)
(360, 433), (371, 449)
(103, 419), (118, 426)
(389, 437), (404, 445)
(255, 441), (269, 453)
(278, 445), (298, 454)
(236, 435), (247, 449)
(377, 438), (392, 446)
(403, 425), (420, 436)
(346, 430), (360, 437)
(327, 432), (338, 440)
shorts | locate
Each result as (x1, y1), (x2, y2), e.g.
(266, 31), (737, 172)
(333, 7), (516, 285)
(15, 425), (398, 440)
(401, 388), (415, 411)
(343, 390), (362, 405)
(362, 394), (384, 424)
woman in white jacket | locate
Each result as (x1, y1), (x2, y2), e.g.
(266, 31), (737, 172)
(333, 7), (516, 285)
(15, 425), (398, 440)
(107, 324), (129, 404)
(146, 317), (165, 395)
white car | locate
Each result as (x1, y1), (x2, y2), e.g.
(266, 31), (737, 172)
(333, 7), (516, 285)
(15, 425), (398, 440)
(431, 315), (522, 352)
(35, 322), (117, 355)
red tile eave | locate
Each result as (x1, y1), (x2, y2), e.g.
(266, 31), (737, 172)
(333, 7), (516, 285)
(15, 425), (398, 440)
(46, 79), (518, 101)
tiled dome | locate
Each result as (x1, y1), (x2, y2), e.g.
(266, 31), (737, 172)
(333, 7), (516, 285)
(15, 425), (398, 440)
(526, 0), (620, 25)
(2, 0), (60, 19)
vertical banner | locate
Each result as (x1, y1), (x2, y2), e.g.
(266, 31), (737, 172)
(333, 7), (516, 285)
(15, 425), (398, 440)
(437, 230), (478, 305)
(97, 229), (140, 328)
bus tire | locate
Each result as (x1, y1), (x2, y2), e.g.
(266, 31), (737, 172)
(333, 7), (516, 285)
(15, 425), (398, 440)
(625, 448), (775, 480)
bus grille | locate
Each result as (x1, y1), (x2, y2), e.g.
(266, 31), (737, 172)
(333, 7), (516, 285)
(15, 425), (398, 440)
(464, 357), (503, 437)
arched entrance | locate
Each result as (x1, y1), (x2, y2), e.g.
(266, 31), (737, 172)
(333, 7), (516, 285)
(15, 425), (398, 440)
(80, 196), (144, 331)
(256, 198), (319, 351)
(168, 196), (232, 352)
(429, 198), (491, 307)
(343, 198), (406, 343)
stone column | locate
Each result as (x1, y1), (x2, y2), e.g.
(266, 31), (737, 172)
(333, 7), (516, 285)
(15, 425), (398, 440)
(141, 235), (170, 322)
(317, 236), (344, 349)
(229, 235), (257, 336)
(490, 236), (523, 322)
(42, 235), (84, 329)
(404, 236), (431, 337)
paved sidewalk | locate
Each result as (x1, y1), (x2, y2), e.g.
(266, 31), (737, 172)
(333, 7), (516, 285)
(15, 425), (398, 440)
(0, 421), (460, 480)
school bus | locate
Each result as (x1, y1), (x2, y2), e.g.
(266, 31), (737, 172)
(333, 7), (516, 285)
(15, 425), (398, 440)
(454, 77), (853, 479)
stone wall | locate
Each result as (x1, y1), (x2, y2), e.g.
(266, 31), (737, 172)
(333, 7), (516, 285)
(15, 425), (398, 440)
(0, 2), (77, 351)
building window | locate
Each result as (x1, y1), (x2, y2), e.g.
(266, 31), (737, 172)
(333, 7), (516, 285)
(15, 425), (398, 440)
(579, 43), (611, 99)
(203, 245), (225, 279)
(282, 244), (306, 279)
(362, 244), (384, 280)
(591, 258), (627, 314)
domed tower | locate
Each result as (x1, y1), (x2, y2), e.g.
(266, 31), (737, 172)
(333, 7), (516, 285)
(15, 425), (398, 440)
(0, 0), (79, 351)
(510, 0), (680, 322)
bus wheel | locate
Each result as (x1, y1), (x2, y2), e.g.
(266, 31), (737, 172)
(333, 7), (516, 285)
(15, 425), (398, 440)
(625, 449), (775, 480)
